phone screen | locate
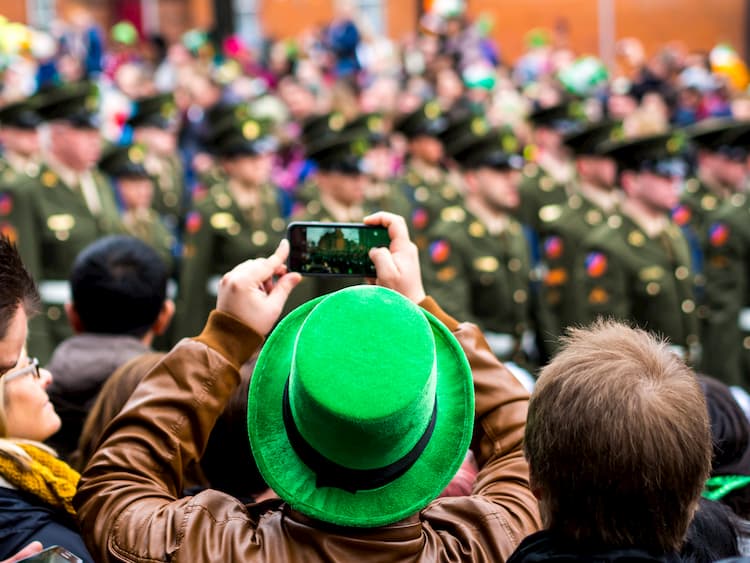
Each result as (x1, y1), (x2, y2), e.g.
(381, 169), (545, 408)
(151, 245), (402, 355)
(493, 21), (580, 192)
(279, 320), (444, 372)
(287, 222), (390, 277)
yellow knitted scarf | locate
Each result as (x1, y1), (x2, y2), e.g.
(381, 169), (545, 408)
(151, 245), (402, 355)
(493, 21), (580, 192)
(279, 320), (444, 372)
(0, 443), (80, 517)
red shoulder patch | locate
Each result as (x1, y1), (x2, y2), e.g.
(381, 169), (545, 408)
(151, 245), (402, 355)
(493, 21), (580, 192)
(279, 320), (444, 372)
(0, 192), (12, 216)
(671, 204), (691, 227)
(544, 236), (563, 260)
(411, 207), (429, 231)
(429, 240), (451, 264)
(185, 211), (202, 234)
(585, 251), (608, 278)
(709, 223), (730, 247)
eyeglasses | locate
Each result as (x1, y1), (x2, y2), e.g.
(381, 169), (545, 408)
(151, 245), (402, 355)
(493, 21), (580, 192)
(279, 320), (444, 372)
(1, 357), (40, 383)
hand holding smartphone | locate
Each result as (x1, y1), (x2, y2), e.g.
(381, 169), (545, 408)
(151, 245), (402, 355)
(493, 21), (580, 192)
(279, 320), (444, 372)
(286, 222), (390, 277)
(17, 546), (83, 563)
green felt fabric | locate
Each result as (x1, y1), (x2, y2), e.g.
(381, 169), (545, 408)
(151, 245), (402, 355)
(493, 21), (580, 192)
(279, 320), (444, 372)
(247, 285), (474, 527)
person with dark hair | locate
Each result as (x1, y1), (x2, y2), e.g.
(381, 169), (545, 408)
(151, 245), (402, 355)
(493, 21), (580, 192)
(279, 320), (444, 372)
(0, 236), (93, 562)
(509, 320), (712, 561)
(682, 498), (740, 562)
(74, 213), (541, 562)
(700, 375), (750, 553)
(45, 235), (174, 460)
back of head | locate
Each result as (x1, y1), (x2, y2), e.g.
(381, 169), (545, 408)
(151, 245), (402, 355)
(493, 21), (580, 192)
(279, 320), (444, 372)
(0, 236), (39, 338)
(526, 320), (712, 553)
(70, 236), (167, 337)
(72, 352), (165, 471)
(699, 375), (750, 519)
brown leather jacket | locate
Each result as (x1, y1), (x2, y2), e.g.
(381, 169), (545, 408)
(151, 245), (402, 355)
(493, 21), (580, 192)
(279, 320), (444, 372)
(74, 297), (541, 562)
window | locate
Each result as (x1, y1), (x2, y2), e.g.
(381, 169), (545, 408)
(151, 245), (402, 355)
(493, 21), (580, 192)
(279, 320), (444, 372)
(357, 0), (386, 35)
(26, 0), (56, 30)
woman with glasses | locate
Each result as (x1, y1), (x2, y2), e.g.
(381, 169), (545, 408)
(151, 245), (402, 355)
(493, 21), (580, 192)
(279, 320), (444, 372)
(0, 235), (92, 562)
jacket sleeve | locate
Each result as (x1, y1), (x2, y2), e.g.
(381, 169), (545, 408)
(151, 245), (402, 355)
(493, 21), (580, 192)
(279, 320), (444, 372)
(73, 311), (263, 563)
(420, 297), (541, 559)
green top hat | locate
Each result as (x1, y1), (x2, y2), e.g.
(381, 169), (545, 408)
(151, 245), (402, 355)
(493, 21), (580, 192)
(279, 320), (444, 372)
(211, 117), (277, 158)
(455, 127), (524, 171)
(0, 98), (42, 129)
(563, 120), (624, 156)
(395, 101), (449, 139)
(127, 93), (178, 129)
(98, 144), (150, 178)
(685, 118), (750, 161)
(528, 99), (587, 133)
(344, 112), (388, 146)
(307, 133), (369, 175)
(248, 286), (474, 527)
(36, 81), (100, 128)
(599, 132), (689, 176)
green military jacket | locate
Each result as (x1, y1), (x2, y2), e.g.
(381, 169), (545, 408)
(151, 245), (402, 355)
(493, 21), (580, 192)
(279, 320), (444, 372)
(700, 192), (750, 387)
(175, 181), (286, 339)
(0, 156), (42, 268)
(579, 212), (700, 359)
(13, 164), (124, 362)
(420, 206), (532, 361)
(673, 177), (723, 247)
(517, 162), (571, 231)
(400, 164), (463, 250)
(282, 196), (369, 315)
(536, 192), (617, 354)
(366, 179), (413, 219)
(146, 154), (186, 234)
(121, 208), (176, 275)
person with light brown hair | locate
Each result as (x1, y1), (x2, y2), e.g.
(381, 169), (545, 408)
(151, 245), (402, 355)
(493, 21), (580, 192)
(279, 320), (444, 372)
(508, 319), (713, 562)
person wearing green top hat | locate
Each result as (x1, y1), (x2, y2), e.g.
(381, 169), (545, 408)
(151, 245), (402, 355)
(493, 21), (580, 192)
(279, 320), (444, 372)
(98, 143), (175, 274)
(696, 123), (750, 388)
(395, 101), (463, 250)
(536, 120), (623, 355)
(11, 81), (123, 363)
(175, 115), (286, 340)
(126, 93), (186, 238)
(578, 132), (701, 363)
(283, 130), (373, 314)
(74, 211), (540, 562)
(0, 98), (44, 274)
(420, 117), (535, 373)
(518, 100), (584, 231)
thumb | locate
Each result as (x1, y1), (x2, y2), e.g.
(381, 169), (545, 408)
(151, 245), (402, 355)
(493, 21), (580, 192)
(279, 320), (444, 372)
(370, 247), (398, 282)
(267, 272), (302, 310)
(6, 542), (43, 562)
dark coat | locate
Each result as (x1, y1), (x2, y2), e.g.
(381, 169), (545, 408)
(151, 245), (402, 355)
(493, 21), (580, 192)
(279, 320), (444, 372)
(0, 485), (93, 562)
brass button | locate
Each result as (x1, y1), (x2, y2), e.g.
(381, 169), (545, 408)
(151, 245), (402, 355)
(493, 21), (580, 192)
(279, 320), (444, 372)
(681, 299), (696, 314)
(540, 177), (555, 192)
(513, 289), (527, 303)
(607, 215), (622, 229)
(415, 187), (430, 202)
(646, 282), (661, 295)
(164, 192), (179, 207)
(252, 230), (268, 245)
(227, 223), (241, 236)
(47, 306), (61, 321)
(675, 266), (689, 280)
(272, 217), (286, 232)
(55, 230), (70, 241)
(508, 258), (522, 272)
(569, 195), (582, 210)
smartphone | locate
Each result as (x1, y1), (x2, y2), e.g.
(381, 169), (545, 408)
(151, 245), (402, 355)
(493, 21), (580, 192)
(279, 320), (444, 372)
(287, 222), (390, 277)
(18, 546), (83, 563)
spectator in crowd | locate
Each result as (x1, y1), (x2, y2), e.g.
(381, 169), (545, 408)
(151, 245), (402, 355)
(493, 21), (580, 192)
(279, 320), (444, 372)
(46, 235), (174, 460)
(0, 236), (93, 562)
(681, 498), (741, 561)
(508, 321), (712, 561)
(74, 213), (540, 561)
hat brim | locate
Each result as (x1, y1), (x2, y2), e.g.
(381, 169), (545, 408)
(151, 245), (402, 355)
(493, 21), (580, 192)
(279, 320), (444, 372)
(248, 292), (474, 528)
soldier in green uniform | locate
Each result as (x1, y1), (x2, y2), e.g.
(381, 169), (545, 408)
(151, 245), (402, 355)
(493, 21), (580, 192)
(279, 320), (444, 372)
(536, 120), (622, 354)
(127, 93), (186, 238)
(0, 98), (43, 266)
(11, 81), (124, 362)
(284, 132), (372, 313)
(695, 123), (750, 387)
(175, 116), (286, 339)
(98, 143), (176, 273)
(518, 101), (584, 231)
(345, 112), (412, 217)
(420, 120), (534, 367)
(395, 102), (463, 249)
(578, 132), (700, 363)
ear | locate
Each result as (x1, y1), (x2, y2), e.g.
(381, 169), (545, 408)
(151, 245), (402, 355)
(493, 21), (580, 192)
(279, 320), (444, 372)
(152, 299), (175, 336)
(64, 303), (86, 333)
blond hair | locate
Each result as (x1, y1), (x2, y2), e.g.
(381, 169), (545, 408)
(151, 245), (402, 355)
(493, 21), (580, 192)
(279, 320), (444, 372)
(526, 320), (712, 553)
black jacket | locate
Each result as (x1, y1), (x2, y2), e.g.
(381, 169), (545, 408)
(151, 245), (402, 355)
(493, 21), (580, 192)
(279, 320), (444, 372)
(0, 486), (92, 562)
(508, 530), (682, 563)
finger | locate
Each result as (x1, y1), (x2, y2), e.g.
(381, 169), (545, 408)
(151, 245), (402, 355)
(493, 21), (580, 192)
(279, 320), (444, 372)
(266, 272), (302, 310)
(7, 542), (43, 562)
(226, 239), (290, 286)
(370, 247), (398, 283)
(365, 212), (410, 249)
